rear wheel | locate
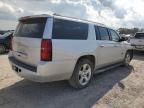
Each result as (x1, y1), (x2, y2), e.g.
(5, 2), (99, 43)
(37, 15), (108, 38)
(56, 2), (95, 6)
(0, 45), (6, 54)
(69, 59), (94, 89)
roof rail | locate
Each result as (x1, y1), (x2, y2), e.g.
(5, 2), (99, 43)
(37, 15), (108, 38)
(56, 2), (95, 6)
(53, 13), (105, 26)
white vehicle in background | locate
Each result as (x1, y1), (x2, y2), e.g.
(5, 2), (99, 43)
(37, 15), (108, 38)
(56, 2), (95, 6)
(130, 32), (144, 51)
(8, 14), (133, 89)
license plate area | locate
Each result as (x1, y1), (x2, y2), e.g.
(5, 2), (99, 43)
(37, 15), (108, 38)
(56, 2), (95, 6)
(12, 65), (22, 73)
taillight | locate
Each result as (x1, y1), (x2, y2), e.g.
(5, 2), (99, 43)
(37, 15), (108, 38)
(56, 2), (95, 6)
(41, 39), (52, 61)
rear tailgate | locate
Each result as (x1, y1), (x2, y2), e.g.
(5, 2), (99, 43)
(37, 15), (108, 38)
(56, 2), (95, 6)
(12, 17), (47, 66)
(130, 33), (144, 46)
(130, 39), (144, 46)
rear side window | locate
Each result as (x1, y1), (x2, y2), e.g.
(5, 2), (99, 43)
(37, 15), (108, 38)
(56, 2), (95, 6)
(135, 33), (144, 39)
(15, 18), (47, 38)
(98, 26), (110, 40)
(52, 19), (88, 40)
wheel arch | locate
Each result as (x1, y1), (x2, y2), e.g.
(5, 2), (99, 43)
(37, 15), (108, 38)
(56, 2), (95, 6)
(126, 49), (133, 60)
(76, 55), (95, 69)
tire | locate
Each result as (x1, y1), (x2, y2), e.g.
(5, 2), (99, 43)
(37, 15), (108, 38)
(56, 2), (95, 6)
(69, 59), (94, 89)
(123, 51), (132, 66)
(0, 45), (6, 54)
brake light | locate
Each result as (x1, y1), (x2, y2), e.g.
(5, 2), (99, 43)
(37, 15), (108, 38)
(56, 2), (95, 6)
(41, 39), (52, 61)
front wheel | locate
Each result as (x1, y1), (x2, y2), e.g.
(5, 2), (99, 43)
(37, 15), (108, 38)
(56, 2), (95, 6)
(69, 59), (94, 89)
(123, 51), (132, 66)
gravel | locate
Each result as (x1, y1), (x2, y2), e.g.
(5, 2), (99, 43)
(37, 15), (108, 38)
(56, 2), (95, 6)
(0, 52), (144, 108)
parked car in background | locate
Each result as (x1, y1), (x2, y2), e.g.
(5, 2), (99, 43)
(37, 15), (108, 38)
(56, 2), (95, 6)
(130, 32), (144, 51)
(9, 14), (133, 89)
(120, 34), (133, 42)
(0, 31), (13, 54)
(0, 31), (6, 35)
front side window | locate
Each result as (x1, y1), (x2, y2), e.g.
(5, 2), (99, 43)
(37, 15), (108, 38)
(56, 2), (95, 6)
(110, 29), (120, 42)
(98, 26), (110, 40)
(52, 19), (88, 40)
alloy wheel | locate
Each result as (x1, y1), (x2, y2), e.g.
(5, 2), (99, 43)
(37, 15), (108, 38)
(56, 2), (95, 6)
(78, 64), (92, 86)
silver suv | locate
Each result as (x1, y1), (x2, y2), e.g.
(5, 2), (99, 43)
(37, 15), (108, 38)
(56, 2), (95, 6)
(8, 14), (133, 89)
(130, 32), (144, 51)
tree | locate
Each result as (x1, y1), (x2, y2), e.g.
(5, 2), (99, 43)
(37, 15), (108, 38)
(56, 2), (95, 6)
(118, 28), (140, 35)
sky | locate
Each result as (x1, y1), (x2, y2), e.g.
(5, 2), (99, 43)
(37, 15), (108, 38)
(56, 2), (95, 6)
(0, 0), (144, 30)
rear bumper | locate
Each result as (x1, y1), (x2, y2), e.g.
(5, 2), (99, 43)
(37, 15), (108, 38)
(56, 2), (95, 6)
(9, 57), (37, 72)
(8, 53), (76, 82)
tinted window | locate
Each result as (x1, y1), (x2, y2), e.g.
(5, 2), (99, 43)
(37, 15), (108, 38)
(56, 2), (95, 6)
(98, 27), (110, 40)
(94, 26), (99, 40)
(15, 18), (47, 38)
(135, 33), (144, 39)
(52, 19), (88, 39)
(110, 29), (120, 42)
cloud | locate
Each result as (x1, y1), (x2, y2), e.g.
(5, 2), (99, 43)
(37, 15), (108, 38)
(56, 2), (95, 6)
(0, 1), (16, 20)
(0, 0), (144, 29)
(0, 0), (32, 20)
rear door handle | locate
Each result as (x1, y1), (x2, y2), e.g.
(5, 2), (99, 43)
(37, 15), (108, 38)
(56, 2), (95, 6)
(99, 45), (105, 48)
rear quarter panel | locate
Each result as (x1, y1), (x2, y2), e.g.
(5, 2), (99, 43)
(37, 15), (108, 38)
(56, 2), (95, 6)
(52, 39), (99, 65)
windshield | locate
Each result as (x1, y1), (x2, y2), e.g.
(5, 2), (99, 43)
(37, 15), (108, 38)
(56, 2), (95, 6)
(135, 33), (144, 39)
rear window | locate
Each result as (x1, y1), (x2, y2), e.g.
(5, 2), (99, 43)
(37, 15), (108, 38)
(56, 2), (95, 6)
(135, 33), (144, 39)
(52, 18), (88, 40)
(14, 18), (47, 38)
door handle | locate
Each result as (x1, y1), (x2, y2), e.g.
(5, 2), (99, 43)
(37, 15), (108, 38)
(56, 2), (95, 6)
(17, 54), (21, 57)
(99, 45), (105, 48)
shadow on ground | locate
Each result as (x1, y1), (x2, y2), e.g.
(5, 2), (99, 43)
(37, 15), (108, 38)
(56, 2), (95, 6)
(0, 66), (133, 108)
(133, 51), (144, 61)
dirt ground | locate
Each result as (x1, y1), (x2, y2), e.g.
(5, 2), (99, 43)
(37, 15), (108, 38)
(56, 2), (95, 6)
(0, 52), (144, 108)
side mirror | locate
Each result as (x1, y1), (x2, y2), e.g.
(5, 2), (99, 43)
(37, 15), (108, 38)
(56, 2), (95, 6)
(119, 37), (128, 42)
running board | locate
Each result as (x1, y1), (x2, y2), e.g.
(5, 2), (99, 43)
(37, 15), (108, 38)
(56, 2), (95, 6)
(94, 63), (123, 74)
